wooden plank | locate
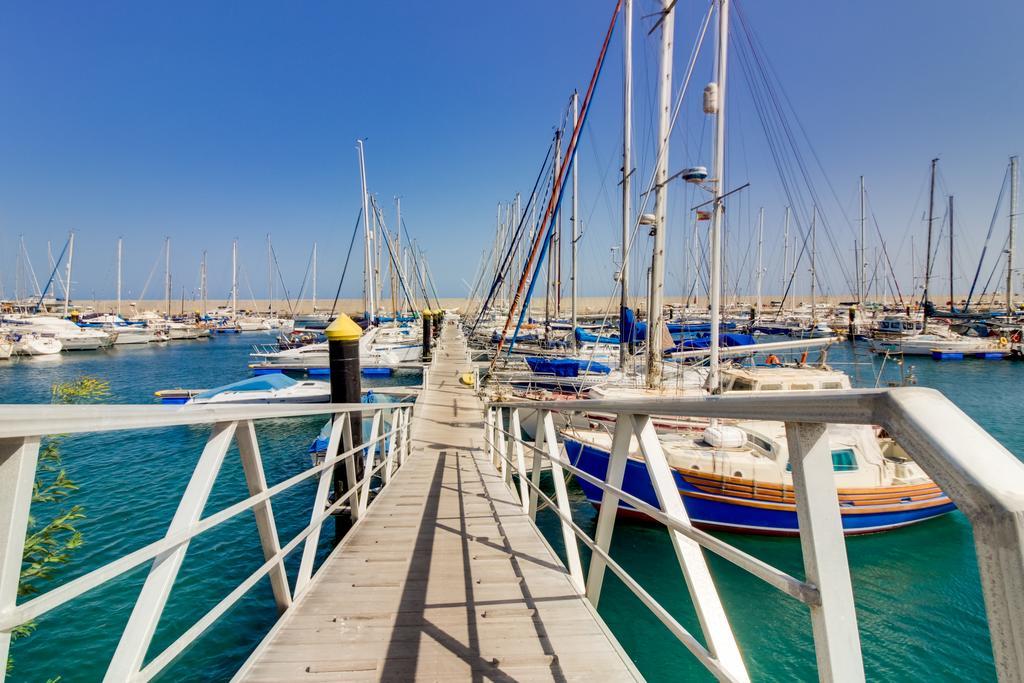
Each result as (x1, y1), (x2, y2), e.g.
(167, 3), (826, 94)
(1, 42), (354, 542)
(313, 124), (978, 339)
(235, 323), (640, 682)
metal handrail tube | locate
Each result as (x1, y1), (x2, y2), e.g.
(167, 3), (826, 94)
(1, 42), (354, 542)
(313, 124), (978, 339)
(485, 422), (817, 603)
(0, 418), (401, 631)
(139, 453), (393, 681)
(0, 402), (406, 439)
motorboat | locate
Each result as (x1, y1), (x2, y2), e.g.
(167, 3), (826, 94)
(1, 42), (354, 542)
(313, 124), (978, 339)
(184, 375), (330, 405)
(3, 316), (112, 350)
(249, 324), (421, 370)
(870, 334), (1002, 357)
(0, 335), (14, 359)
(12, 333), (62, 356)
(80, 314), (158, 345)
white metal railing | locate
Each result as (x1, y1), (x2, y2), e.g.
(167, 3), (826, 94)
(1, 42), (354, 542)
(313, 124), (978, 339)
(483, 387), (1024, 683)
(0, 401), (414, 682)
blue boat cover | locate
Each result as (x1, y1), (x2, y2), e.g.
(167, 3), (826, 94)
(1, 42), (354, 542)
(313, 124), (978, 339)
(195, 374), (296, 399)
(678, 333), (756, 350)
(525, 357), (611, 377)
(619, 306), (637, 343)
(574, 327), (620, 344)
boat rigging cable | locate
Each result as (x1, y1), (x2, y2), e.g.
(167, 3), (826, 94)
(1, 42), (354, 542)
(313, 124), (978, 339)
(469, 141), (555, 337)
(488, 0), (622, 371)
(732, 0), (858, 307)
(35, 236), (70, 312)
(370, 198), (419, 313)
(269, 241), (297, 315)
(400, 218), (439, 310)
(290, 244), (316, 312)
(328, 208), (363, 320)
(866, 188), (906, 306)
(964, 162), (1010, 312)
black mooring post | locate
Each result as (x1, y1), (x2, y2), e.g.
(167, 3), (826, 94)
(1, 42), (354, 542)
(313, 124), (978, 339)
(422, 310), (432, 361)
(848, 305), (857, 340)
(326, 313), (362, 537)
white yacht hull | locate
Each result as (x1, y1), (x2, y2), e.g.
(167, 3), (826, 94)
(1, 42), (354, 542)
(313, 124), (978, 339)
(14, 335), (63, 356)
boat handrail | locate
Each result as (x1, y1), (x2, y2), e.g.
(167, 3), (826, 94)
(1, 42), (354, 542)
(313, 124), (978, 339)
(483, 387), (1024, 682)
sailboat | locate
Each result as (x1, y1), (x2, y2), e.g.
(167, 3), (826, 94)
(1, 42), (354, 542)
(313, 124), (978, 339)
(552, 0), (953, 534)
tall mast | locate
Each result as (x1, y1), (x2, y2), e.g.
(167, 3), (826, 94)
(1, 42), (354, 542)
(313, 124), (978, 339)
(1009, 155), (1018, 316)
(356, 139), (375, 323)
(949, 195), (955, 311)
(552, 130), (562, 323)
(512, 193), (521, 307)
(755, 207), (764, 321)
(810, 208), (817, 325)
(782, 206), (790, 295)
(646, 0), (674, 389)
(690, 216), (699, 308)
(859, 175), (866, 304)
(570, 90), (580, 347)
(494, 204), (501, 305)
(705, 0), (727, 393)
(63, 231), (75, 318)
(231, 239), (238, 316)
(160, 237), (166, 317)
(620, 0), (633, 366)
(312, 242), (318, 313)
(201, 249), (208, 317)
(116, 237), (123, 317)
(395, 197), (401, 314)
(923, 157), (937, 332)
(267, 233), (273, 317)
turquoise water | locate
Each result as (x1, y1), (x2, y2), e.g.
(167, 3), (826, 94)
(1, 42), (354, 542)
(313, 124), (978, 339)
(4, 336), (1016, 680)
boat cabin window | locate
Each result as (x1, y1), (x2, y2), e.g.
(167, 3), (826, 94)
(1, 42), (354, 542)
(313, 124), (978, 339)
(789, 383), (814, 391)
(758, 383), (783, 391)
(731, 378), (754, 391)
(786, 449), (859, 472)
(821, 382), (843, 389)
(830, 449), (858, 471)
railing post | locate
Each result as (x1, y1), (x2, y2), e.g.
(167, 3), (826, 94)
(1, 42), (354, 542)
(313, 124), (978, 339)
(396, 407), (407, 467)
(0, 436), (41, 676)
(383, 408), (400, 484)
(510, 408), (528, 507)
(631, 414), (749, 682)
(236, 420), (291, 613)
(296, 416), (347, 594)
(105, 421), (237, 681)
(540, 411), (585, 593)
(404, 406), (413, 464)
(529, 412), (546, 520)
(585, 414), (632, 608)
(357, 409), (382, 518)
(786, 421), (865, 682)
(485, 408), (495, 465)
(344, 409), (361, 522)
(495, 408), (508, 477)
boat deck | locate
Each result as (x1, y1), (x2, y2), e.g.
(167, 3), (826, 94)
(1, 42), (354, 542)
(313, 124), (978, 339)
(235, 323), (639, 681)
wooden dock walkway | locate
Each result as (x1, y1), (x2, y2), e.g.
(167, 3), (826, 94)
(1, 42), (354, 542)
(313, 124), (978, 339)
(235, 322), (640, 681)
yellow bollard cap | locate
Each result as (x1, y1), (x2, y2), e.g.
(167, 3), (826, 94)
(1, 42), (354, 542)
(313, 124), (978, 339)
(325, 313), (362, 341)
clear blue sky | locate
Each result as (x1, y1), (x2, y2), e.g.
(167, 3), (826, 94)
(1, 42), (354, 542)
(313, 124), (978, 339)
(1, 1), (1021, 306)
